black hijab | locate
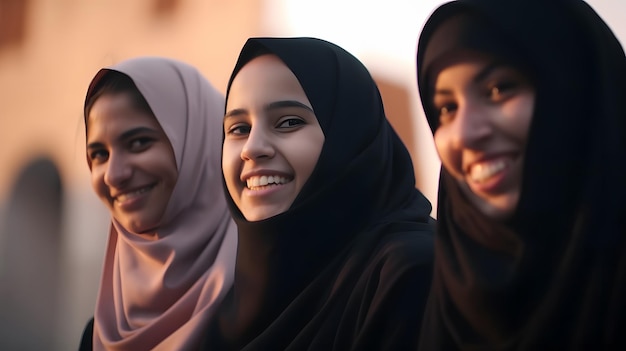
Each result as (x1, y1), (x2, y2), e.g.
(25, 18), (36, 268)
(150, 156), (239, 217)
(205, 37), (434, 350)
(417, 0), (626, 349)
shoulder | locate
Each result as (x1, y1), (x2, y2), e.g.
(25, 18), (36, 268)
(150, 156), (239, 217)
(78, 317), (94, 351)
(372, 219), (435, 270)
(350, 220), (435, 294)
(341, 221), (435, 349)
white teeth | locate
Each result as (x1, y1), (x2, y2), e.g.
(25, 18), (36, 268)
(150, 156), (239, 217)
(246, 175), (289, 189)
(469, 160), (506, 183)
(116, 186), (152, 202)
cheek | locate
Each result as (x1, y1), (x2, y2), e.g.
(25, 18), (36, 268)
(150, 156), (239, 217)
(505, 94), (535, 144)
(221, 142), (241, 195)
(434, 128), (464, 182)
(434, 130), (454, 168)
(291, 131), (324, 184)
(89, 167), (108, 201)
(222, 143), (237, 174)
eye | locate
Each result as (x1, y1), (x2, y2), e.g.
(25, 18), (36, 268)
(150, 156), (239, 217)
(277, 117), (305, 129)
(89, 149), (109, 164)
(487, 79), (519, 102)
(129, 137), (154, 151)
(434, 102), (457, 126)
(226, 123), (251, 136)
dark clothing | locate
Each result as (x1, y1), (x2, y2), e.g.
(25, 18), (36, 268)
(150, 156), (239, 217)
(203, 37), (435, 350)
(78, 318), (94, 351)
(416, 0), (626, 350)
(207, 223), (434, 351)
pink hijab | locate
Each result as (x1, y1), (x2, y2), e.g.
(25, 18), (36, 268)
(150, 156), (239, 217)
(85, 57), (237, 350)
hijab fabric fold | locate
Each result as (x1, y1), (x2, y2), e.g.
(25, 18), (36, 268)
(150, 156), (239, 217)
(209, 37), (434, 350)
(416, 0), (626, 349)
(85, 57), (237, 351)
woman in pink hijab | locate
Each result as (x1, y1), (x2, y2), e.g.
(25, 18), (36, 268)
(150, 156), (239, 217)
(78, 56), (237, 350)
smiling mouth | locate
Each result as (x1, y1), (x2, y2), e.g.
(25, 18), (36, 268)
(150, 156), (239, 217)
(114, 184), (155, 202)
(246, 175), (291, 190)
(468, 159), (507, 183)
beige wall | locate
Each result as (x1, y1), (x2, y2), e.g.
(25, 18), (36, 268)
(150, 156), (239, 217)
(0, 0), (270, 349)
(0, 0), (269, 196)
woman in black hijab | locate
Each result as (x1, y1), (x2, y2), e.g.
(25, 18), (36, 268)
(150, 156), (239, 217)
(416, 0), (626, 349)
(203, 37), (435, 350)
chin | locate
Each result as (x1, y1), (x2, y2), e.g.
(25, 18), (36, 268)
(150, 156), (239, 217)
(474, 198), (518, 221)
(122, 219), (160, 235)
(242, 207), (287, 222)
(482, 206), (514, 221)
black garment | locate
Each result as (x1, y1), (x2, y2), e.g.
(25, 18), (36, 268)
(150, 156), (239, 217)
(78, 318), (94, 351)
(203, 37), (435, 350)
(416, 0), (626, 350)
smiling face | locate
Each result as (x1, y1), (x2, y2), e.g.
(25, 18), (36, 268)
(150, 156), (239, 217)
(223, 54), (325, 221)
(432, 54), (535, 220)
(86, 92), (178, 234)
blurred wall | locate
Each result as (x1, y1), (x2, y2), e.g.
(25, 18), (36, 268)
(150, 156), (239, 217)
(0, 0), (269, 349)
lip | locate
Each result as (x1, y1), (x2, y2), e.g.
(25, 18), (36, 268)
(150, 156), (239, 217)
(464, 153), (517, 194)
(111, 184), (155, 210)
(240, 169), (293, 183)
(240, 169), (293, 199)
(242, 183), (289, 199)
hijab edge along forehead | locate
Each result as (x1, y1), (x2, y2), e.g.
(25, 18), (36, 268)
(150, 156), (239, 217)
(223, 37), (338, 219)
(85, 57), (230, 226)
(84, 67), (177, 159)
(417, 3), (535, 133)
(228, 37), (387, 162)
(224, 37), (396, 216)
(225, 37), (339, 135)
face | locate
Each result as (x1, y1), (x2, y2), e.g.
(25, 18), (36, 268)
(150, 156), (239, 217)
(432, 55), (535, 220)
(86, 92), (178, 234)
(223, 54), (325, 221)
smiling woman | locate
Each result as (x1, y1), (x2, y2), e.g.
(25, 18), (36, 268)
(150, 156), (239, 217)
(86, 80), (178, 234)
(79, 57), (237, 351)
(416, 0), (626, 349)
(222, 54), (325, 222)
(432, 56), (535, 220)
(204, 37), (435, 350)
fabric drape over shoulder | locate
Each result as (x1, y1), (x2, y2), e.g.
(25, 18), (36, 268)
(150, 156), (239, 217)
(85, 57), (237, 351)
(416, 0), (626, 349)
(204, 37), (435, 350)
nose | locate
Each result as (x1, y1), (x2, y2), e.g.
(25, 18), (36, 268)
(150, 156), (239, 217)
(240, 125), (275, 161)
(103, 152), (132, 187)
(451, 99), (491, 150)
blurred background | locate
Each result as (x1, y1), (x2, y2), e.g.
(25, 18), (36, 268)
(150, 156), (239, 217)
(0, 0), (624, 349)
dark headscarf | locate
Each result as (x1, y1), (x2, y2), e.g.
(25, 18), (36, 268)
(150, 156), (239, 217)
(205, 37), (434, 350)
(417, 0), (626, 349)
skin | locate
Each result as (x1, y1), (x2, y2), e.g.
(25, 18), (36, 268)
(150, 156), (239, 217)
(432, 54), (535, 220)
(86, 92), (178, 234)
(223, 54), (325, 221)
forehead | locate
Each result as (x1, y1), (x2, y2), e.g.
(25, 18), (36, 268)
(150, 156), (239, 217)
(227, 54), (311, 109)
(431, 50), (494, 80)
(86, 93), (160, 138)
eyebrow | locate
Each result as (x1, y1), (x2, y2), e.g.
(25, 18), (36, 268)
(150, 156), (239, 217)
(473, 61), (501, 83)
(434, 61), (502, 96)
(86, 126), (159, 150)
(267, 100), (314, 112)
(224, 100), (314, 119)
